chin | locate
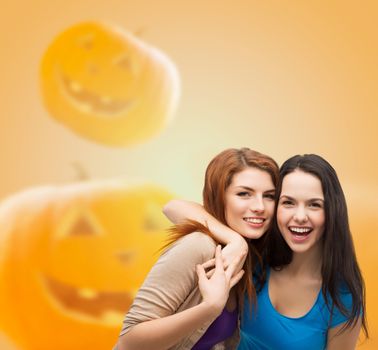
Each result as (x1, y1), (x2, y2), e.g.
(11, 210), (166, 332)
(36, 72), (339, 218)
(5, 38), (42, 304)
(242, 230), (265, 240)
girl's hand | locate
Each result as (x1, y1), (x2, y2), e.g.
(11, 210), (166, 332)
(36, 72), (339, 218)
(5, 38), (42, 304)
(202, 237), (248, 278)
(196, 246), (245, 315)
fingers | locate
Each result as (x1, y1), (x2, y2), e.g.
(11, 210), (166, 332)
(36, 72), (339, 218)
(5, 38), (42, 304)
(202, 256), (227, 270)
(225, 251), (247, 280)
(230, 270), (245, 288)
(205, 268), (215, 278)
(203, 246), (246, 287)
(201, 246), (226, 278)
(196, 264), (207, 282)
(202, 258), (215, 270)
(214, 245), (223, 272)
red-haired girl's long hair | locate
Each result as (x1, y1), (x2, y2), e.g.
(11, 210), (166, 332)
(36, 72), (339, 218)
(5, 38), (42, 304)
(165, 148), (279, 308)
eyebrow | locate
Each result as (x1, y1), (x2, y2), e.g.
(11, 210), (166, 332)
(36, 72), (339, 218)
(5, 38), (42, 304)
(279, 195), (324, 202)
(235, 186), (275, 193)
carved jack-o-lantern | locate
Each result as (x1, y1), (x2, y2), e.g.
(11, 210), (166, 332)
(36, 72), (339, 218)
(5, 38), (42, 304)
(0, 180), (173, 349)
(40, 22), (180, 146)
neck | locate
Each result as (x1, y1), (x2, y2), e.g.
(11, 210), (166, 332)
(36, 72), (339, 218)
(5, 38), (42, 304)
(285, 245), (323, 279)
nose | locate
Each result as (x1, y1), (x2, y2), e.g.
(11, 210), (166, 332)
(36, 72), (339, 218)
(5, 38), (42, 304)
(293, 206), (308, 223)
(249, 196), (265, 213)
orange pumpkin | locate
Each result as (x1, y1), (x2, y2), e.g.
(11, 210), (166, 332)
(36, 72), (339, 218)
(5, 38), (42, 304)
(40, 22), (180, 146)
(0, 180), (173, 349)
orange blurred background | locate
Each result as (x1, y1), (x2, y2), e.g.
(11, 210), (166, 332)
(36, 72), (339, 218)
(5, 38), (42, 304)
(0, 0), (377, 348)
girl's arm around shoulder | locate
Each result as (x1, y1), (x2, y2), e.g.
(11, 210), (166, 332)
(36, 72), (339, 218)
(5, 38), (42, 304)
(163, 200), (248, 265)
(163, 200), (241, 245)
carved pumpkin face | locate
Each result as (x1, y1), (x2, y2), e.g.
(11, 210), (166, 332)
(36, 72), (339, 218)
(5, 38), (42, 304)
(0, 181), (173, 349)
(40, 22), (180, 146)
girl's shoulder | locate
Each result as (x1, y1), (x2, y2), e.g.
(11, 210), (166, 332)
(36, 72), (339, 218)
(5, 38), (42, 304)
(317, 283), (355, 328)
(163, 231), (217, 263)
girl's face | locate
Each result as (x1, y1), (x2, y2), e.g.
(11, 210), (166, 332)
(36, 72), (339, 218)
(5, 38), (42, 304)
(224, 167), (275, 239)
(277, 169), (325, 255)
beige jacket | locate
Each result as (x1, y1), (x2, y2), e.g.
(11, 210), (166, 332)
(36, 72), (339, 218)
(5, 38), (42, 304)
(114, 232), (240, 350)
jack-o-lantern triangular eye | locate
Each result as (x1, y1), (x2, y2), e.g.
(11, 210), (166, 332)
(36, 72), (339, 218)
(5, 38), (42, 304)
(56, 208), (103, 240)
(144, 201), (169, 232)
(68, 215), (100, 236)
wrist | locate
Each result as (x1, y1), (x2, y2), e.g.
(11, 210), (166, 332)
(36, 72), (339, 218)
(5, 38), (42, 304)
(216, 226), (245, 246)
(201, 299), (225, 319)
(228, 232), (248, 249)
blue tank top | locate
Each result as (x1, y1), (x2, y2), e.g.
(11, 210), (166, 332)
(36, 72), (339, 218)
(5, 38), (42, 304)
(238, 268), (353, 350)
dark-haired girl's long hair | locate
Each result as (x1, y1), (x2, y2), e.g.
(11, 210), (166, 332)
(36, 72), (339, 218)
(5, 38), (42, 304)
(267, 154), (368, 337)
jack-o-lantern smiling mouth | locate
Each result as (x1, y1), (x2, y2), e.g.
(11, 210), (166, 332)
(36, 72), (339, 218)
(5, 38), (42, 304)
(44, 275), (132, 323)
(58, 70), (137, 117)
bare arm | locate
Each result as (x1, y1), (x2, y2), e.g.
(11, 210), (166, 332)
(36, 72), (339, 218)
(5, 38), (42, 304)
(163, 200), (241, 244)
(117, 237), (244, 350)
(163, 200), (248, 264)
(119, 302), (219, 350)
(326, 318), (361, 350)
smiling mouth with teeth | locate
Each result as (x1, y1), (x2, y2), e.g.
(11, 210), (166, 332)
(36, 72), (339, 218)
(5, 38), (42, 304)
(289, 227), (313, 236)
(243, 218), (265, 224)
(58, 71), (137, 117)
(43, 275), (132, 324)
